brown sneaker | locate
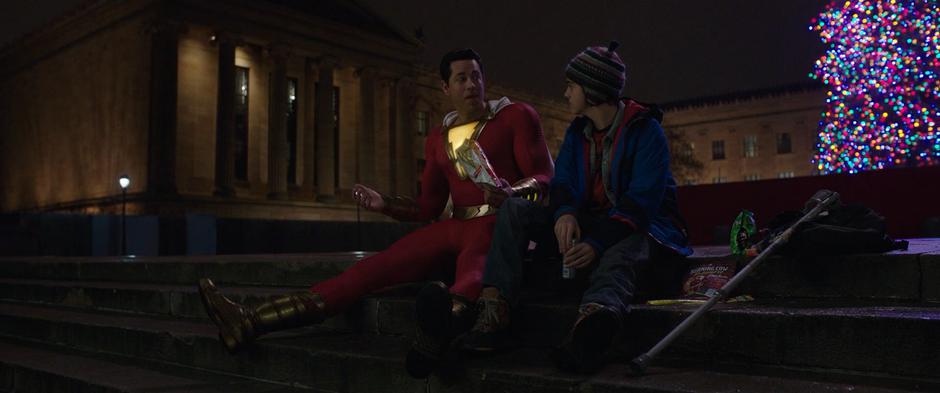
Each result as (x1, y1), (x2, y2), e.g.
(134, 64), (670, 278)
(551, 303), (621, 373)
(461, 296), (511, 353)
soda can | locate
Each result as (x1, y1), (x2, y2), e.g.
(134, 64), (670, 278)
(562, 239), (577, 279)
(562, 265), (575, 279)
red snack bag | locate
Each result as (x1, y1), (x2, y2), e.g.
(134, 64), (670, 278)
(680, 259), (737, 300)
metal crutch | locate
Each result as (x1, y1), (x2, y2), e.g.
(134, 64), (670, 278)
(629, 191), (841, 375)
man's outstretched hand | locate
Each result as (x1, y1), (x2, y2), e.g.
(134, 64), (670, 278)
(352, 184), (384, 212)
(482, 178), (513, 208)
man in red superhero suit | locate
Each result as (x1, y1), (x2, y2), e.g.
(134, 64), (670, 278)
(197, 48), (554, 378)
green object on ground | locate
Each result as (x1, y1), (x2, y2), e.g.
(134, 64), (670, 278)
(730, 210), (756, 256)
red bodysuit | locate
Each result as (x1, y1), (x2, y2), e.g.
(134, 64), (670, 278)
(311, 98), (554, 314)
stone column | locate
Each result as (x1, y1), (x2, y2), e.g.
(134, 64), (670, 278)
(213, 32), (238, 197)
(267, 43), (290, 200)
(315, 57), (338, 202)
(395, 77), (418, 197)
(146, 19), (185, 197)
(301, 58), (317, 197)
(384, 77), (398, 193)
(356, 67), (376, 187)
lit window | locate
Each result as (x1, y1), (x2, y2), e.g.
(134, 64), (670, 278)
(235, 67), (250, 181)
(417, 111), (429, 136)
(743, 135), (758, 158)
(287, 77), (298, 184)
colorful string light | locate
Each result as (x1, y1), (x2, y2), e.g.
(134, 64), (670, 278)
(810, 0), (939, 174)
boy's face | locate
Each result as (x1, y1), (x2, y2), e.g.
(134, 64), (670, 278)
(564, 80), (587, 114)
(442, 59), (486, 116)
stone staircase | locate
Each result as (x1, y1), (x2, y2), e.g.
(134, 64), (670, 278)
(1, 240), (939, 392)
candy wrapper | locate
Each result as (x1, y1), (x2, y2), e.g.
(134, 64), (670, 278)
(455, 141), (500, 190)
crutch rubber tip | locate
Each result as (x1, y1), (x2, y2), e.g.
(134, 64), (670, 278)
(627, 354), (649, 376)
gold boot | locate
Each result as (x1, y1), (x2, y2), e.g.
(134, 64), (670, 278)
(198, 278), (326, 353)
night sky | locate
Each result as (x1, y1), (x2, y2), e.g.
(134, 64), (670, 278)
(2, 0), (828, 103)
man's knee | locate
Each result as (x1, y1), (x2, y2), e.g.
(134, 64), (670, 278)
(496, 198), (536, 225)
(502, 197), (535, 215)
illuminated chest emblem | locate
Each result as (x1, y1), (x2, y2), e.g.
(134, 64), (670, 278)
(445, 121), (485, 179)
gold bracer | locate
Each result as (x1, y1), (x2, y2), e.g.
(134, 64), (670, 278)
(198, 278), (326, 354)
(251, 291), (326, 333)
(381, 194), (420, 222)
(452, 203), (496, 220)
(511, 177), (546, 202)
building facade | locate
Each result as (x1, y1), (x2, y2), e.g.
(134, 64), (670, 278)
(0, 0), (826, 223)
(0, 0), (576, 222)
(662, 84), (827, 185)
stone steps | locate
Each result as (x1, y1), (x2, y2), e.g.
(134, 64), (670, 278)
(0, 253), (365, 287)
(0, 340), (312, 393)
(4, 277), (940, 377)
(0, 278), (300, 321)
(0, 302), (930, 393)
(1, 289), (939, 383)
(2, 238), (937, 301)
(2, 240), (939, 391)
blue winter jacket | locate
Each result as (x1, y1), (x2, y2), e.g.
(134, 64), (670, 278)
(550, 99), (692, 257)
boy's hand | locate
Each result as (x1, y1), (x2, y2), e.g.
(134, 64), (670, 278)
(563, 243), (597, 269)
(554, 214), (580, 254)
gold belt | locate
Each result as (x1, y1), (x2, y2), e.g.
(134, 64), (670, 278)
(453, 204), (496, 220)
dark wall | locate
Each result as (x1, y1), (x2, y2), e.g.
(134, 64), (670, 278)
(678, 166), (940, 245)
(215, 219), (421, 254)
(0, 213), (421, 256)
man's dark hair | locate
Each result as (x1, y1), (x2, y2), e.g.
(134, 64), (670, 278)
(439, 48), (484, 83)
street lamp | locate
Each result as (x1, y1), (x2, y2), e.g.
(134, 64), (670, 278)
(118, 175), (130, 255)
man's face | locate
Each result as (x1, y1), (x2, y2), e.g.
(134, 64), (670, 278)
(564, 80), (587, 114)
(442, 59), (485, 116)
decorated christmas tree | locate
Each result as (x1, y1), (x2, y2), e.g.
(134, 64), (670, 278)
(811, 0), (939, 174)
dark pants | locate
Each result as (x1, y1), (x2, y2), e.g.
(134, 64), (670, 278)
(482, 198), (681, 316)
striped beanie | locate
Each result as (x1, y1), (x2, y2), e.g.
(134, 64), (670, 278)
(565, 41), (626, 106)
